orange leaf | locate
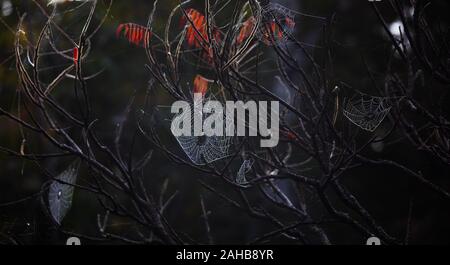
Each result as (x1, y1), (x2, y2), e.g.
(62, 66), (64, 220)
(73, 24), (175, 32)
(193, 75), (210, 96)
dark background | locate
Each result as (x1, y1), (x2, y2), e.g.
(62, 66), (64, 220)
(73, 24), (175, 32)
(0, 0), (449, 245)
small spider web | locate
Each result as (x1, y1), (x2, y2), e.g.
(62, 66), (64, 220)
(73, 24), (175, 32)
(48, 162), (78, 225)
(258, 3), (296, 46)
(236, 159), (254, 185)
(343, 94), (392, 132)
(172, 100), (233, 166)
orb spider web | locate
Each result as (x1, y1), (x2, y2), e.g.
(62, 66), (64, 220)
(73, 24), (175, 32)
(172, 100), (233, 166)
(236, 159), (254, 185)
(257, 3), (296, 46)
(48, 162), (78, 225)
(343, 94), (392, 132)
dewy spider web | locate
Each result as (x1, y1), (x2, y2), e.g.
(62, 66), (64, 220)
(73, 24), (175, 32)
(48, 162), (78, 225)
(173, 99), (233, 166)
(258, 3), (296, 46)
(236, 159), (254, 185)
(343, 94), (392, 132)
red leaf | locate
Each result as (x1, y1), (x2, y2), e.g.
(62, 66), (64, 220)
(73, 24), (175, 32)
(237, 17), (256, 45)
(116, 23), (152, 48)
(73, 47), (79, 65)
